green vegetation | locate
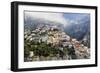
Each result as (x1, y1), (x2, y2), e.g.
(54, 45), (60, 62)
(24, 38), (69, 61)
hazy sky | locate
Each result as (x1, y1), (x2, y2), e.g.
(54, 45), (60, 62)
(24, 11), (90, 26)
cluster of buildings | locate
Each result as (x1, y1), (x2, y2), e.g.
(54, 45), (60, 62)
(24, 24), (90, 59)
(47, 28), (70, 46)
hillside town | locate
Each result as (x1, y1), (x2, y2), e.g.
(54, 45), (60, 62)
(24, 24), (90, 62)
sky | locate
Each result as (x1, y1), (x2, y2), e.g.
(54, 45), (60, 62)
(63, 13), (90, 26)
(24, 11), (67, 25)
(24, 11), (90, 27)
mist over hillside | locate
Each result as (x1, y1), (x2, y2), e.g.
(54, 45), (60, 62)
(24, 15), (64, 31)
(24, 11), (90, 41)
(64, 15), (90, 41)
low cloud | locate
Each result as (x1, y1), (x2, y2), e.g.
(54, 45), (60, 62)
(24, 11), (68, 26)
